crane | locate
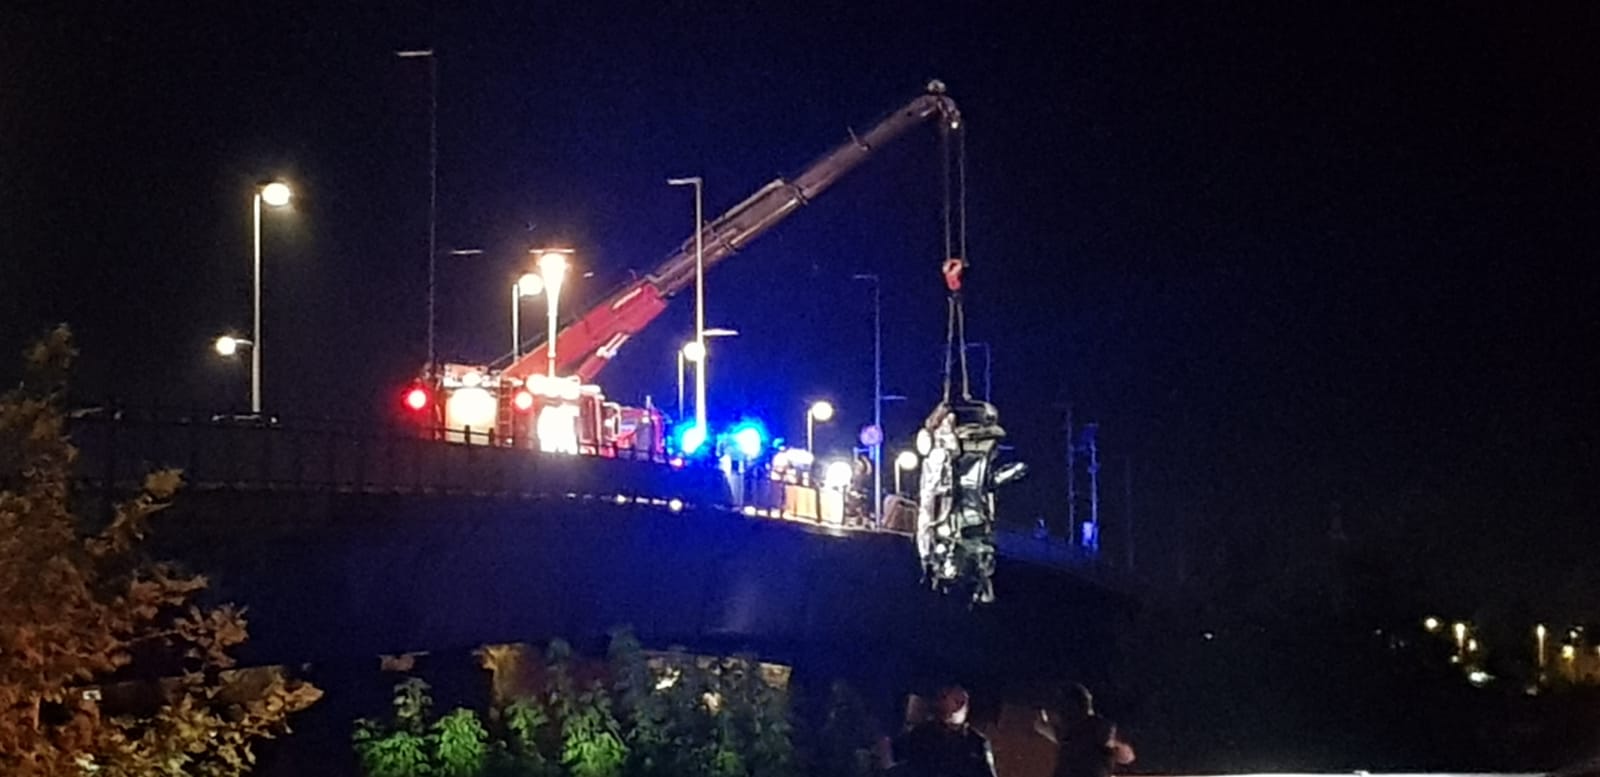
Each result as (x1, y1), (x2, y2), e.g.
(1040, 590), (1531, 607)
(408, 81), (962, 461)
(502, 80), (961, 384)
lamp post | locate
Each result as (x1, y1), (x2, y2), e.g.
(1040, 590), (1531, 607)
(668, 177), (706, 437)
(852, 273), (882, 526)
(395, 48), (438, 374)
(249, 181), (292, 414)
(677, 328), (738, 421)
(806, 400), (834, 454)
(894, 450), (918, 495)
(534, 250), (570, 377)
(511, 272), (544, 358)
(1537, 624), (1548, 670)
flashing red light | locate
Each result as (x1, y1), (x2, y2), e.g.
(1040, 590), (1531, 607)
(404, 387), (430, 411)
(513, 390), (535, 411)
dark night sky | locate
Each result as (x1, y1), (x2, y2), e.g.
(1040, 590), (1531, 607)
(4, 2), (1597, 613)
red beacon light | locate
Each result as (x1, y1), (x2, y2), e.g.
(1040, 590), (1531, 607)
(513, 390), (535, 411)
(404, 386), (430, 412)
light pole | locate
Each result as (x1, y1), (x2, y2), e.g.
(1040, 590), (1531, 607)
(396, 48), (438, 375)
(668, 177), (706, 437)
(852, 273), (883, 526)
(534, 250), (571, 377)
(249, 181), (292, 414)
(806, 400), (834, 454)
(894, 450), (919, 495)
(1537, 624), (1548, 671)
(511, 272), (544, 358)
(677, 328), (737, 421)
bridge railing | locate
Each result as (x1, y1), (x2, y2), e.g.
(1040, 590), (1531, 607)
(65, 406), (729, 503)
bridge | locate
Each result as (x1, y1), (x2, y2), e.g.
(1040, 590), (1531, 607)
(68, 410), (1138, 703)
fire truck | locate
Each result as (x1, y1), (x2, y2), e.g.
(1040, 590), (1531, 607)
(405, 81), (963, 458)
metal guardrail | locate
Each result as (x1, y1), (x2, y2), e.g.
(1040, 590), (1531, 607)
(65, 408), (727, 504)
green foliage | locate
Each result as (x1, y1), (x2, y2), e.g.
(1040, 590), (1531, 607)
(353, 628), (804, 777)
(0, 326), (320, 776)
(436, 709), (490, 777)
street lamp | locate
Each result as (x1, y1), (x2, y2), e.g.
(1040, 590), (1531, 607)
(214, 335), (250, 358)
(534, 250), (571, 377)
(806, 400), (834, 454)
(395, 48), (438, 374)
(852, 273), (883, 526)
(1536, 624), (1548, 670)
(668, 176), (706, 435)
(511, 272), (544, 358)
(894, 450), (919, 495)
(676, 328), (737, 421)
(250, 180), (292, 414)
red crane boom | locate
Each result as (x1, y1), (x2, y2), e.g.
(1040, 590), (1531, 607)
(503, 80), (961, 384)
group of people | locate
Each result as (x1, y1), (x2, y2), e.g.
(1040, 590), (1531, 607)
(882, 683), (1135, 777)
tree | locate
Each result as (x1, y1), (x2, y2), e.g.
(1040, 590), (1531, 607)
(0, 325), (321, 775)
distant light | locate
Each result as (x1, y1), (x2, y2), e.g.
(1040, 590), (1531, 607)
(444, 386), (497, 437)
(915, 428), (933, 456)
(1468, 638), (1479, 653)
(513, 390), (535, 411)
(1423, 616), (1441, 632)
(732, 424), (765, 459)
(1536, 623), (1548, 638)
(537, 405), (580, 454)
(682, 340), (706, 363)
(668, 498), (684, 513)
(214, 336), (242, 357)
(615, 494), (629, 505)
(1467, 670), (1492, 686)
(809, 401), (834, 422)
(404, 387), (430, 411)
(462, 370), (483, 388)
(783, 448), (814, 469)
(1562, 645), (1576, 661)
(654, 669), (680, 690)
(517, 272), (544, 297)
(1453, 622), (1468, 641)
(895, 450), (919, 471)
(537, 250), (569, 288)
(260, 181), (292, 207)
(680, 424), (708, 455)
(823, 460), (852, 490)
(1202, 631), (1215, 641)
(742, 505), (758, 517)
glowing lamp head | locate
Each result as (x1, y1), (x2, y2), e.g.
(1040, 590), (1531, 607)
(214, 335), (242, 357)
(1423, 616), (1441, 632)
(260, 181), (292, 207)
(516, 272), (544, 297)
(681, 340), (706, 363)
(808, 401), (834, 422)
(896, 450), (919, 471)
(537, 250), (569, 290)
(513, 390), (535, 411)
(404, 387), (430, 411)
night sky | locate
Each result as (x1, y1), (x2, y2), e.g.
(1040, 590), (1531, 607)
(4, 3), (1597, 613)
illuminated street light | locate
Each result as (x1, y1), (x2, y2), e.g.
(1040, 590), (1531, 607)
(894, 450), (918, 495)
(511, 272), (544, 358)
(668, 177), (707, 436)
(806, 401), (834, 454)
(1537, 624), (1548, 669)
(248, 180), (292, 414)
(676, 329), (737, 422)
(1453, 622), (1468, 657)
(823, 460), (853, 490)
(213, 335), (252, 358)
(1423, 616), (1441, 633)
(534, 249), (571, 377)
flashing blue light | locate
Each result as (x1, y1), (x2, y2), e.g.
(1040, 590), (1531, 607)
(678, 423), (708, 456)
(732, 425), (764, 459)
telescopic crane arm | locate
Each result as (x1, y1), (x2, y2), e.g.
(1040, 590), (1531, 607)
(504, 81), (961, 383)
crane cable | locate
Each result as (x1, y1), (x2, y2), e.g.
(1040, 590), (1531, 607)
(940, 116), (972, 403)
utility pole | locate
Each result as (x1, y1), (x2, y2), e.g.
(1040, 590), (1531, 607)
(1086, 422), (1100, 556)
(1064, 404), (1076, 542)
(854, 273), (882, 527)
(1124, 455), (1135, 569)
(396, 48), (438, 375)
